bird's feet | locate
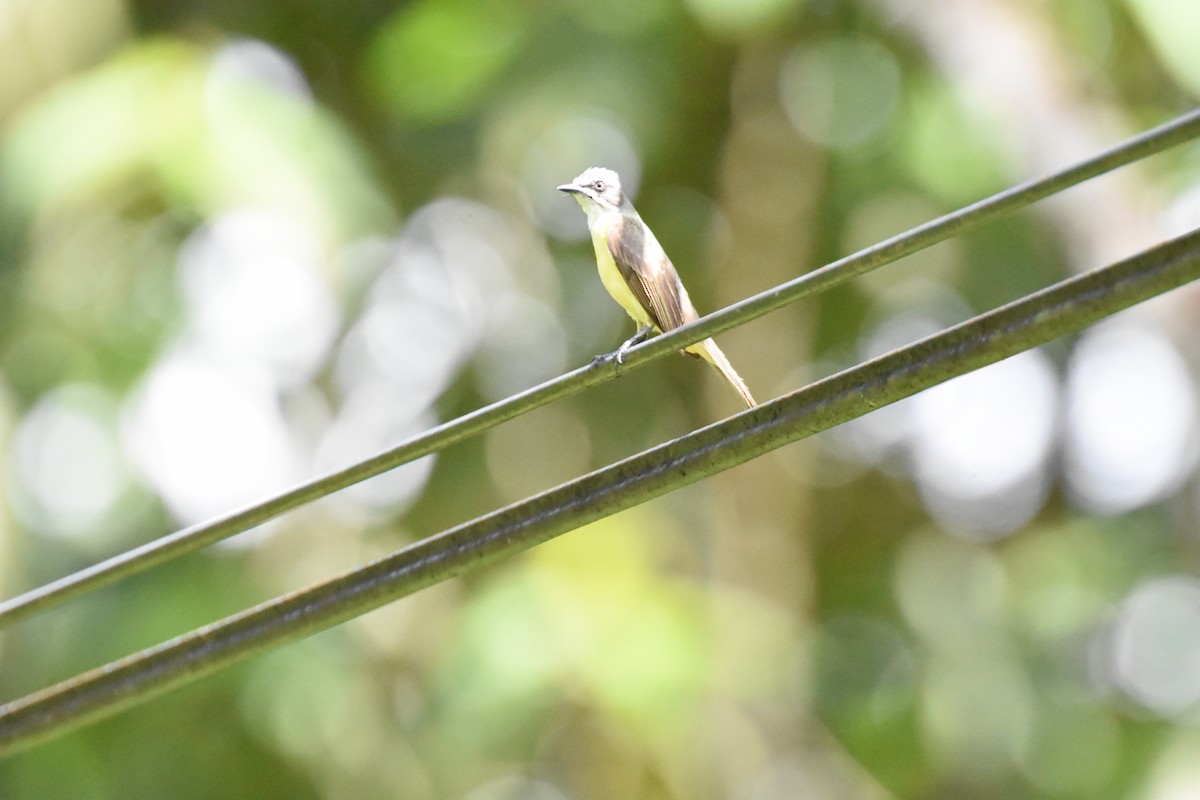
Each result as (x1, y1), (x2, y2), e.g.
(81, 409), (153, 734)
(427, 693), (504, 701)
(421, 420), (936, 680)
(591, 326), (654, 367)
(614, 326), (653, 364)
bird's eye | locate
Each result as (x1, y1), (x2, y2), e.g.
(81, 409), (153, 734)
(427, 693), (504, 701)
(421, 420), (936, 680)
(593, 180), (606, 192)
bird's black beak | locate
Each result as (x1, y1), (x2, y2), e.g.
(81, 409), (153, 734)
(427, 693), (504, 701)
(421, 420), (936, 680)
(557, 183), (581, 194)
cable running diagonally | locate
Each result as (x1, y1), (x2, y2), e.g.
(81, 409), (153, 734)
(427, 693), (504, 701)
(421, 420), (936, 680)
(0, 109), (1197, 628)
(1, 228), (1198, 756)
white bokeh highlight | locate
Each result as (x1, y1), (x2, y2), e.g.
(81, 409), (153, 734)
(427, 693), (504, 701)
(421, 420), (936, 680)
(909, 349), (1059, 537)
(1064, 321), (1199, 515)
(123, 346), (302, 526)
(1111, 577), (1200, 717)
(178, 209), (340, 388)
(8, 384), (128, 541)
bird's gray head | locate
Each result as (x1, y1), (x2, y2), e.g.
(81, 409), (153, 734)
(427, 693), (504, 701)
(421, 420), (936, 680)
(557, 167), (629, 218)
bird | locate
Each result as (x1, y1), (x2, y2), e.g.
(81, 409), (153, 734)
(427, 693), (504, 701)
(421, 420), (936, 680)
(558, 167), (756, 408)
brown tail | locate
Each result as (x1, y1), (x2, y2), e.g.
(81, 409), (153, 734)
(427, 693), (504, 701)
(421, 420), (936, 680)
(692, 338), (756, 408)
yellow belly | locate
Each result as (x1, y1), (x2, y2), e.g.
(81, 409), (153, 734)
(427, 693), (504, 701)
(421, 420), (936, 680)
(590, 224), (657, 330)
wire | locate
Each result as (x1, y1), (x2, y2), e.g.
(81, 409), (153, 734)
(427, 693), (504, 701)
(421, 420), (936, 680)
(1, 227), (1197, 756)
(2, 109), (1197, 628)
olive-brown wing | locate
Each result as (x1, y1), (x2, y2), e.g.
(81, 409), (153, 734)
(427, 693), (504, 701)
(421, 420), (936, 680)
(606, 215), (691, 332)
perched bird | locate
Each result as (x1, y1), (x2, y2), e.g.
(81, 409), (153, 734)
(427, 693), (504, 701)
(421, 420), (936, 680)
(558, 167), (756, 408)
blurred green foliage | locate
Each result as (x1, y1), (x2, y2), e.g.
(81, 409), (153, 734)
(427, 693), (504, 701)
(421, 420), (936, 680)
(0, 0), (1198, 798)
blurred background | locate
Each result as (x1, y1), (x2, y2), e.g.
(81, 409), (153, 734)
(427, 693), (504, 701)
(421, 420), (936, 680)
(0, 0), (1198, 797)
